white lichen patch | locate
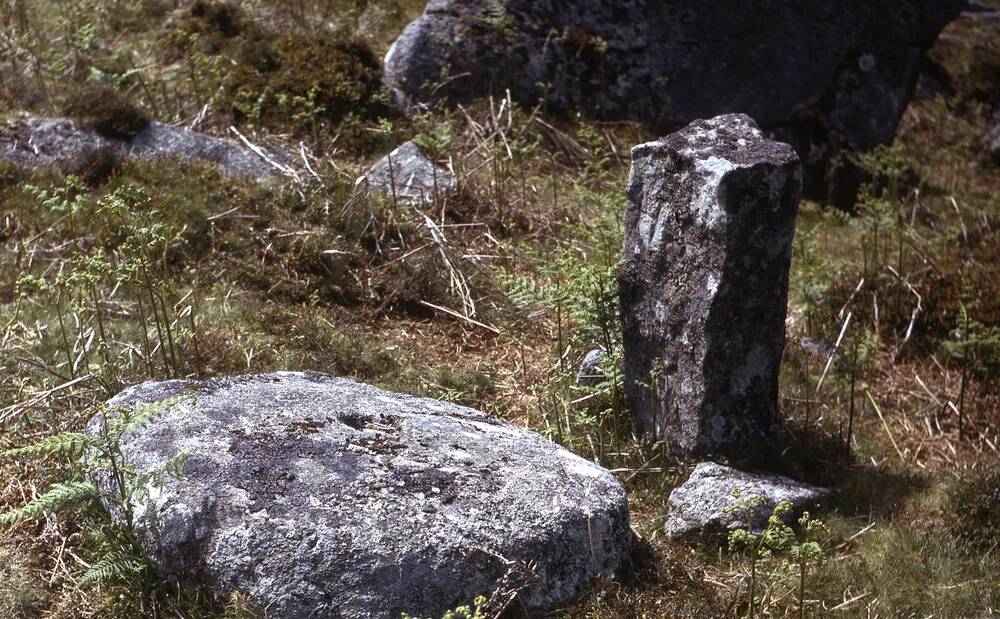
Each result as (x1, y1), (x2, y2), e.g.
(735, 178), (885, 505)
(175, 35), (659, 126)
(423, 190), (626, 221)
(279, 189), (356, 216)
(689, 155), (736, 229)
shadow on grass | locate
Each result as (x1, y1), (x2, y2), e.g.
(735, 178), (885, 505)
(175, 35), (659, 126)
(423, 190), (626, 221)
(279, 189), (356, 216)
(556, 533), (728, 619)
(731, 422), (927, 521)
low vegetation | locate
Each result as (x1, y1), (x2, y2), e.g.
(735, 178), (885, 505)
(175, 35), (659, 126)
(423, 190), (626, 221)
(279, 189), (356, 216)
(1, 0), (999, 617)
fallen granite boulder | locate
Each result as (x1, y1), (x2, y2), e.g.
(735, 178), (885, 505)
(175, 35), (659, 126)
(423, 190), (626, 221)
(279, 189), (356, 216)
(0, 116), (291, 181)
(90, 371), (631, 618)
(385, 0), (962, 203)
(619, 114), (801, 455)
(665, 462), (829, 538)
(359, 140), (458, 204)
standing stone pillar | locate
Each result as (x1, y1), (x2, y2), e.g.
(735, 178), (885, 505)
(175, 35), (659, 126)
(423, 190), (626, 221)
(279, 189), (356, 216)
(619, 114), (802, 455)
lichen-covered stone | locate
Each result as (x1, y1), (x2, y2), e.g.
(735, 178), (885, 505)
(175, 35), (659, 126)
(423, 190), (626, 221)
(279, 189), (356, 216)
(619, 114), (801, 455)
(575, 349), (607, 388)
(665, 462), (828, 538)
(127, 122), (289, 180)
(90, 372), (631, 619)
(0, 117), (289, 180)
(799, 337), (836, 360)
(988, 102), (1000, 162)
(360, 141), (457, 204)
(385, 0), (962, 202)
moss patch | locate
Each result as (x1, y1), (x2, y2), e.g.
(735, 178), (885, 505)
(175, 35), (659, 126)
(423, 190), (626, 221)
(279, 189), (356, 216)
(226, 32), (387, 131)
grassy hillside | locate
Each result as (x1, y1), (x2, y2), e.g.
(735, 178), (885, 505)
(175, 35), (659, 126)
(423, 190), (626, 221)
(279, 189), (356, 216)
(1, 1), (999, 617)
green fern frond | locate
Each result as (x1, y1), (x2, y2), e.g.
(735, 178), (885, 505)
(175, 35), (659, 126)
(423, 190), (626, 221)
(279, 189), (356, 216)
(0, 481), (100, 526)
(77, 549), (147, 589)
(499, 271), (557, 310)
(2, 433), (98, 460)
(130, 450), (189, 503)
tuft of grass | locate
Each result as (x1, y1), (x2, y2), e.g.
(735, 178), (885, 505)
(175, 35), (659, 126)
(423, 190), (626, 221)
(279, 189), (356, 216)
(61, 145), (123, 187)
(950, 467), (1000, 546)
(62, 84), (150, 140)
(810, 526), (999, 617)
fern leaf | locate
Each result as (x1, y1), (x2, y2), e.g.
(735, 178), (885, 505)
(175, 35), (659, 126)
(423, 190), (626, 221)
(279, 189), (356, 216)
(2, 433), (98, 459)
(130, 450), (188, 502)
(78, 549), (147, 589)
(0, 481), (100, 526)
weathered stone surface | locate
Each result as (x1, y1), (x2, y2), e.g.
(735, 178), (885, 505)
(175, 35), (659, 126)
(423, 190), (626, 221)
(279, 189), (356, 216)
(385, 0), (962, 201)
(799, 337), (836, 360)
(665, 462), (829, 538)
(988, 102), (1000, 162)
(619, 114), (801, 455)
(575, 349), (607, 388)
(360, 140), (457, 204)
(128, 122), (290, 180)
(0, 117), (289, 180)
(90, 372), (631, 618)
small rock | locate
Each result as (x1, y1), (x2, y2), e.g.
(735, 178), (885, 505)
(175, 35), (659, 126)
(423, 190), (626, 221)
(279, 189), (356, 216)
(0, 116), (290, 181)
(575, 349), (607, 387)
(987, 102), (1000, 162)
(799, 337), (835, 359)
(90, 372), (631, 618)
(318, 249), (354, 292)
(619, 114), (801, 455)
(665, 462), (829, 538)
(361, 141), (457, 204)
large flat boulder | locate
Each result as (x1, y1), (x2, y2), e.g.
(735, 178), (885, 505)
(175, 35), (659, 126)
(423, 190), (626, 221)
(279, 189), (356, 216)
(385, 0), (963, 202)
(90, 372), (631, 618)
(0, 117), (290, 181)
(619, 114), (801, 455)
(665, 462), (829, 538)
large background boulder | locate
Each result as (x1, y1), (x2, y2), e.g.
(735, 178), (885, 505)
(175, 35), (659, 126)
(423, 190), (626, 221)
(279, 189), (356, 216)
(92, 372), (631, 618)
(385, 0), (964, 203)
(619, 114), (801, 455)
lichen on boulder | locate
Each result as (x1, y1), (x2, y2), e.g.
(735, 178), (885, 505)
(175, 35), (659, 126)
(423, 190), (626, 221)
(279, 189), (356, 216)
(89, 372), (632, 619)
(619, 114), (802, 455)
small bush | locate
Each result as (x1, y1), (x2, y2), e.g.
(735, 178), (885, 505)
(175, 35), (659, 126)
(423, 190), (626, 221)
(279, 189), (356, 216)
(162, 0), (245, 56)
(61, 145), (122, 186)
(62, 84), (150, 140)
(226, 32), (387, 131)
(951, 467), (1000, 546)
(190, 0), (241, 38)
(0, 160), (22, 188)
(422, 368), (495, 406)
